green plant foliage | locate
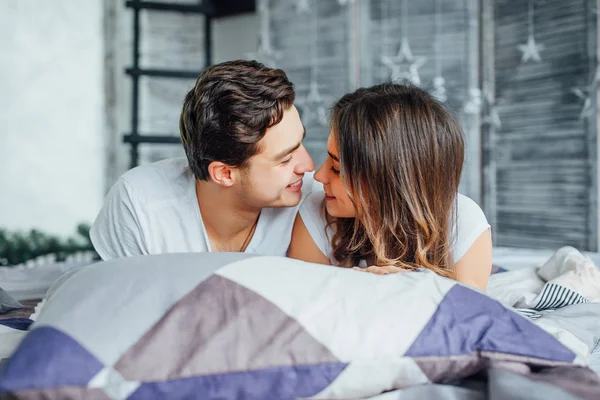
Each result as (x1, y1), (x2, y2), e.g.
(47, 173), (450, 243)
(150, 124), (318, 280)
(0, 223), (98, 266)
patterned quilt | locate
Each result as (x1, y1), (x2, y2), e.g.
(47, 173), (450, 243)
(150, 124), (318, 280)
(0, 252), (599, 399)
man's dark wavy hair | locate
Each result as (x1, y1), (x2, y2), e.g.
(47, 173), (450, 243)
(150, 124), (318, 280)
(179, 60), (295, 181)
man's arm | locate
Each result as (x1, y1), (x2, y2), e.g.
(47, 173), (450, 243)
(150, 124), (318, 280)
(287, 214), (330, 265)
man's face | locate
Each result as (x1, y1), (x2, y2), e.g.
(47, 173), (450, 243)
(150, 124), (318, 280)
(237, 105), (315, 208)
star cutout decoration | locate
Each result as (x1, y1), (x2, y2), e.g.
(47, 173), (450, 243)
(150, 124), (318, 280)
(395, 37), (415, 63)
(569, 65), (599, 120)
(481, 87), (501, 129)
(381, 36), (427, 85)
(463, 88), (482, 115)
(518, 34), (544, 63)
(296, 80), (330, 126)
(593, 65), (600, 87)
(571, 87), (593, 120)
(381, 54), (427, 86)
(432, 76), (447, 103)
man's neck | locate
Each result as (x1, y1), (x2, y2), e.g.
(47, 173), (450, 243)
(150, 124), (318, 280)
(195, 180), (260, 252)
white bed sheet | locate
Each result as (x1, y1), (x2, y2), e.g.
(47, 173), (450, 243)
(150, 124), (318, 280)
(491, 246), (600, 375)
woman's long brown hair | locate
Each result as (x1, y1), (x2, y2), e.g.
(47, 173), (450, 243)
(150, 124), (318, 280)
(327, 83), (464, 278)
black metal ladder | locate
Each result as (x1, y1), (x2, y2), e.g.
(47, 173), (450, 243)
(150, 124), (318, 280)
(123, 0), (214, 169)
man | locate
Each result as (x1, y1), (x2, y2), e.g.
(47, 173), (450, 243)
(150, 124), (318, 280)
(90, 60), (315, 260)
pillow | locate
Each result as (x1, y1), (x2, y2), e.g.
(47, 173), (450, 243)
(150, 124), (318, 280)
(0, 287), (21, 314)
(0, 252), (594, 399)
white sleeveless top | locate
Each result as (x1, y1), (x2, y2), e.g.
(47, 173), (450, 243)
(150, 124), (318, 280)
(299, 189), (490, 264)
(90, 158), (316, 260)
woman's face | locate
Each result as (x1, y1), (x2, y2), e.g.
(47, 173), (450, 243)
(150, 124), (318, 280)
(314, 134), (356, 218)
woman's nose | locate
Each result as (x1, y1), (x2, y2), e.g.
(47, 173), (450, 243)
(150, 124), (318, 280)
(314, 163), (328, 184)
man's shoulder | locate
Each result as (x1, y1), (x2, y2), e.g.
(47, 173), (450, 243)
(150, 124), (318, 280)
(118, 157), (194, 207)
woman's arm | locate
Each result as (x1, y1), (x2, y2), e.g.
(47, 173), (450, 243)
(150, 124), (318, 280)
(287, 213), (331, 265)
(454, 228), (492, 291)
(354, 229), (493, 291)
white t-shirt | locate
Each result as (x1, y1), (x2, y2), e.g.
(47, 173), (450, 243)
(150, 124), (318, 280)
(299, 190), (490, 265)
(90, 157), (315, 260)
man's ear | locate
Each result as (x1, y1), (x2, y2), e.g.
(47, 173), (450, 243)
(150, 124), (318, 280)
(207, 161), (235, 187)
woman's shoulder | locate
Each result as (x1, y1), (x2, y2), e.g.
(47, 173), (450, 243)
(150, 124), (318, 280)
(455, 193), (486, 220)
(451, 193), (491, 262)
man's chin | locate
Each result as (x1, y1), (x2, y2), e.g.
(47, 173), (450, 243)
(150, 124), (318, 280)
(264, 193), (302, 208)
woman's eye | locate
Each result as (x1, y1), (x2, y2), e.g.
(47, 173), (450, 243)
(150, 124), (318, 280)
(330, 166), (340, 175)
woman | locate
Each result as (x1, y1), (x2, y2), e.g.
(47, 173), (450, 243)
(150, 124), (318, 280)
(288, 83), (492, 291)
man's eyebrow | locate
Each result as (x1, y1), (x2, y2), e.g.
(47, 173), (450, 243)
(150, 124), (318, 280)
(273, 128), (306, 161)
(328, 151), (339, 162)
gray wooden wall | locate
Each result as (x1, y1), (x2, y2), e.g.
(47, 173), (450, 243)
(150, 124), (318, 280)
(366, 0), (482, 203)
(264, 0), (598, 251)
(269, 0), (353, 167)
(482, 0), (598, 250)
(112, 0), (599, 251)
(267, 0), (482, 202)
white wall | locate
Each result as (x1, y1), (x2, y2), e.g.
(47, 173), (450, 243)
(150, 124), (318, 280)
(0, 3), (259, 237)
(0, 1), (105, 236)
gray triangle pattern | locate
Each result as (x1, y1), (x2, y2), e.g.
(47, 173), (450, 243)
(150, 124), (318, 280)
(114, 275), (341, 381)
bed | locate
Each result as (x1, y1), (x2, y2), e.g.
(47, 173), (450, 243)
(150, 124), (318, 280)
(490, 247), (600, 376)
(0, 260), (92, 362)
(0, 248), (599, 399)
